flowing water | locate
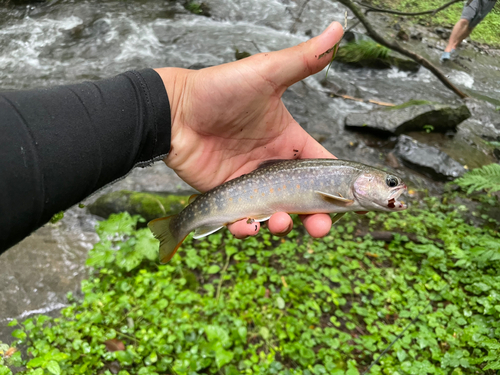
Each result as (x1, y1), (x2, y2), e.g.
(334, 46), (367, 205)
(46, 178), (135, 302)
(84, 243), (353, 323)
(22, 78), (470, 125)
(1, 0), (499, 344)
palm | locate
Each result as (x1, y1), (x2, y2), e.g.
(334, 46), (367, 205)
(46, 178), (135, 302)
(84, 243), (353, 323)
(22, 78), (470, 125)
(163, 56), (331, 192)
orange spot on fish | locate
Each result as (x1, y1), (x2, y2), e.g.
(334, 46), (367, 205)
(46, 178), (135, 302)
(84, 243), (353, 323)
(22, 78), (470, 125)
(250, 196), (254, 199)
(296, 184), (300, 189)
(269, 188), (274, 193)
(262, 193), (265, 196)
(229, 197), (233, 202)
(254, 188), (258, 193)
(283, 185), (286, 189)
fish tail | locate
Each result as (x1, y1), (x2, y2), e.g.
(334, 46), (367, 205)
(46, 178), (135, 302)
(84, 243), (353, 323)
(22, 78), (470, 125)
(148, 215), (187, 264)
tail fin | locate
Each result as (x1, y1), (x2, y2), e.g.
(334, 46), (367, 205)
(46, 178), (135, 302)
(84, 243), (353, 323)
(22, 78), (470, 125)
(148, 215), (187, 264)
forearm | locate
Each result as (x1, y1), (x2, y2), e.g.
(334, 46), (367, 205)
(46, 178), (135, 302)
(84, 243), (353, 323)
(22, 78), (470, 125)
(0, 69), (171, 253)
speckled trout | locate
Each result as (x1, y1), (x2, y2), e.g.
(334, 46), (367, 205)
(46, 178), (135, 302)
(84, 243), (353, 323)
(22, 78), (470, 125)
(149, 159), (407, 263)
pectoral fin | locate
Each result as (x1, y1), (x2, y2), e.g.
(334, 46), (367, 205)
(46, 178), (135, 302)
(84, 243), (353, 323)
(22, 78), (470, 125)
(188, 194), (200, 204)
(193, 224), (224, 239)
(331, 212), (346, 225)
(250, 214), (272, 222)
(315, 191), (354, 204)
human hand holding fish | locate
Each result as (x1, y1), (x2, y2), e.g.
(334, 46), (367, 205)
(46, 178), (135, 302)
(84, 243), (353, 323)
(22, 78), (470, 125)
(151, 21), (408, 263)
(153, 21), (346, 241)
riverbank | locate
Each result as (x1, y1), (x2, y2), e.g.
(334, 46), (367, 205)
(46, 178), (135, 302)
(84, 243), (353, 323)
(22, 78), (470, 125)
(367, 0), (500, 47)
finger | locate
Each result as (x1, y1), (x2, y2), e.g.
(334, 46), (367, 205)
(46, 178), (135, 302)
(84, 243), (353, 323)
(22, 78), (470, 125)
(299, 214), (332, 238)
(261, 21), (344, 89)
(268, 212), (293, 237)
(227, 218), (261, 239)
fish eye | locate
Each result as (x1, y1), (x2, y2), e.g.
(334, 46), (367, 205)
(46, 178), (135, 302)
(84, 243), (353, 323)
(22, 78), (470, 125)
(386, 175), (399, 188)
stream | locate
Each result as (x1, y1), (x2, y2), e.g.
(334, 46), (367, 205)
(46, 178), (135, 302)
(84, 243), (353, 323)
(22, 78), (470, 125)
(1, 0), (499, 344)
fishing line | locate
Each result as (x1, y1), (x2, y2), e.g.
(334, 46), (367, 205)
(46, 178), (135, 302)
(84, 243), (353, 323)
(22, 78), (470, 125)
(361, 300), (432, 375)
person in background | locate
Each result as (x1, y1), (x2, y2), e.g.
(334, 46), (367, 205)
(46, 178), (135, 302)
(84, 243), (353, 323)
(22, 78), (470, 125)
(0, 22), (347, 255)
(440, 0), (497, 62)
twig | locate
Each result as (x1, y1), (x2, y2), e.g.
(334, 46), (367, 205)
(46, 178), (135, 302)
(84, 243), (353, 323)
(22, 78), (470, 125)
(328, 92), (395, 106)
(356, 0), (462, 16)
(215, 253), (232, 301)
(334, 0), (469, 99)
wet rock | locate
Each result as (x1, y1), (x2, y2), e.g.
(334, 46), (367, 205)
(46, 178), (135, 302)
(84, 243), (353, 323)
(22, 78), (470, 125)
(434, 27), (451, 40)
(345, 101), (471, 136)
(410, 30), (423, 41)
(88, 191), (190, 223)
(397, 29), (409, 41)
(394, 135), (466, 181)
(463, 98), (500, 141)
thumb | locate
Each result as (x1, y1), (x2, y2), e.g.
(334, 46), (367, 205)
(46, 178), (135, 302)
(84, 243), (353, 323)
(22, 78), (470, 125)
(263, 21), (344, 89)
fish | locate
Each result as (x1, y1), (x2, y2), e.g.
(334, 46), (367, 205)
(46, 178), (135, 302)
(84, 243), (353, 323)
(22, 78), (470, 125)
(148, 159), (407, 263)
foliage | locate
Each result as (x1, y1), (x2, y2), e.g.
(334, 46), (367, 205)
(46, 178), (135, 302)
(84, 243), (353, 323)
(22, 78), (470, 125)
(455, 163), (500, 194)
(368, 0), (500, 46)
(3, 191), (500, 374)
(337, 40), (391, 64)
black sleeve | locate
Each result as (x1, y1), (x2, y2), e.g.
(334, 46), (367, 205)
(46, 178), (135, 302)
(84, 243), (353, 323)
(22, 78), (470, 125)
(0, 69), (171, 254)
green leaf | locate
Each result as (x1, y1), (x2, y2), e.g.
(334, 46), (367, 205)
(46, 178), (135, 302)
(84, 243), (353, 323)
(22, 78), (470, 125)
(11, 330), (26, 340)
(207, 265), (221, 274)
(276, 296), (285, 309)
(27, 357), (45, 368)
(46, 360), (61, 375)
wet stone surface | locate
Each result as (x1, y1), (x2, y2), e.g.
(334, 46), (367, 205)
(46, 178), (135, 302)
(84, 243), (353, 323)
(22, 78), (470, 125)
(394, 135), (466, 181)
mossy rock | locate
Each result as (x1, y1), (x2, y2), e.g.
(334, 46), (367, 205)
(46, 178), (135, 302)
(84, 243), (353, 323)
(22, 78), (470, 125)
(336, 40), (420, 72)
(345, 101), (471, 135)
(88, 190), (191, 223)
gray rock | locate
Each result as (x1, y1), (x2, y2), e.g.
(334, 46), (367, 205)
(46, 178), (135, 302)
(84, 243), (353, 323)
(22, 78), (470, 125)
(463, 98), (500, 141)
(345, 101), (471, 136)
(394, 135), (466, 181)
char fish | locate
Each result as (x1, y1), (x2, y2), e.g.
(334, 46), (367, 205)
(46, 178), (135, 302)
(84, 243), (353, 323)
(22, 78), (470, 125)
(149, 159), (407, 263)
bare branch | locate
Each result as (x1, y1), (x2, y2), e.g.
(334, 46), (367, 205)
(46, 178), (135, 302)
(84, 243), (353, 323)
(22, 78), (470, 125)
(356, 0), (462, 16)
(334, 0), (469, 99)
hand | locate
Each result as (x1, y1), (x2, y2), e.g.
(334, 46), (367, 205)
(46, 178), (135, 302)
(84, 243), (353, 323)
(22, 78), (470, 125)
(154, 22), (344, 239)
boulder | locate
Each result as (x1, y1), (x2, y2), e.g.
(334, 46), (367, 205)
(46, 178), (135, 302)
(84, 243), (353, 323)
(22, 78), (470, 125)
(394, 135), (466, 181)
(88, 190), (191, 222)
(345, 101), (471, 136)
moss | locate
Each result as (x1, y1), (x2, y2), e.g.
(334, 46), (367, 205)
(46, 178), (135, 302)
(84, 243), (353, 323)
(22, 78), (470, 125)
(336, 40), (419, 71)
(337, 40), (391, 64)
(88, 190), (191, 222)
(183, 1), (211, 17)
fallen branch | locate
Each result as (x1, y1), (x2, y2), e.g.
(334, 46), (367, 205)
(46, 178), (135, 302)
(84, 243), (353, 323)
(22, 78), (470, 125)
(328, 92), (395, 106)
(332, 0), (469, 99)
(357, 0), (462, 16)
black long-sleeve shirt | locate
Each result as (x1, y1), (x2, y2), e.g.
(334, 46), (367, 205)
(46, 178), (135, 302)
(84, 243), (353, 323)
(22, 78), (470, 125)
(0, 69), (171, 254)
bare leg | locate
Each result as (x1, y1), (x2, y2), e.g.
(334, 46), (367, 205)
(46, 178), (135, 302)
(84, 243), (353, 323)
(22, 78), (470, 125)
(445, 18), (472, 52)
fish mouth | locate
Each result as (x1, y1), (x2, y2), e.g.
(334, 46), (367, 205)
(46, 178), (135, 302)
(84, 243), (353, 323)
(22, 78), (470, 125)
(387, 184), (408, 210)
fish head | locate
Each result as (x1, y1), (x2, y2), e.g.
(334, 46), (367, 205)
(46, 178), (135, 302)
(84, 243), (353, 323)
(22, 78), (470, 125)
(353, 170), (407, 212)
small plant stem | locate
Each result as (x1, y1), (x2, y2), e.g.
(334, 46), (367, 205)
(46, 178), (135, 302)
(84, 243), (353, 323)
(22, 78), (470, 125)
(216, 253), (232, 302)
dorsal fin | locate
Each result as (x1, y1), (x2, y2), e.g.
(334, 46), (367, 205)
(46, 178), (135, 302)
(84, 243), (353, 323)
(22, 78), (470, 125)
(257, 159), (291, 170)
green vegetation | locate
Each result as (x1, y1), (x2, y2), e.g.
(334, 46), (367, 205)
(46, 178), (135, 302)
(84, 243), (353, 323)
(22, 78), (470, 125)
(369, 0), (500, 46)
(183, 1), (210, 17)
(455, 163), (500, 194)
(2, 167), (500, 374)
(336, 40), (391, 65)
